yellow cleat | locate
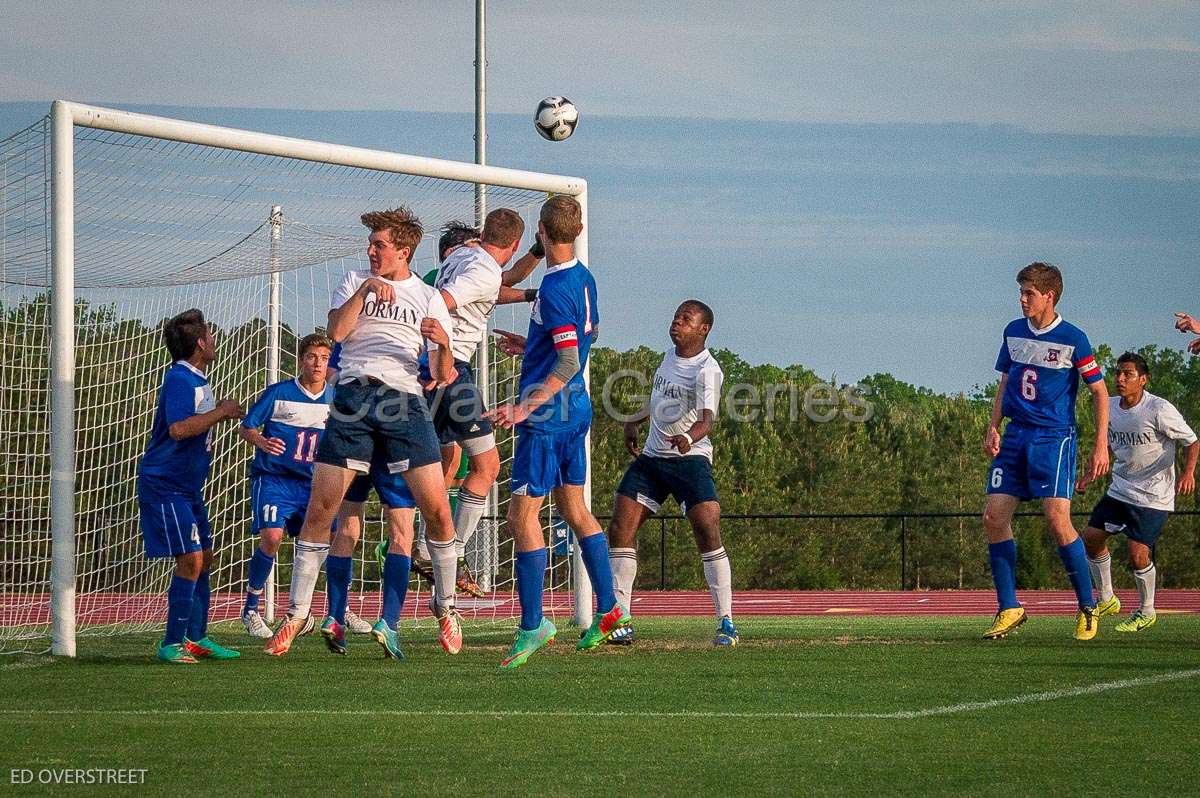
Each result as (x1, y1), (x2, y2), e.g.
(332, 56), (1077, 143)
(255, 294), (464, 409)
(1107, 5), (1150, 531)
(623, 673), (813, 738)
(1114, 611), (1157, 633)
(983, 607), (1027, 639)
(1074, 606), (1099, 641)
(1095, 595), (1121, 618)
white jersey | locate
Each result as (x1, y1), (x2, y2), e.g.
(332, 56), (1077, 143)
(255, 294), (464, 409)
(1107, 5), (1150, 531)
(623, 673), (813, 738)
(644, 348), (724, 462)
(435, 245), (502, 362)
(1106, 391), (1197, 512)
(330, 269), (454, 395)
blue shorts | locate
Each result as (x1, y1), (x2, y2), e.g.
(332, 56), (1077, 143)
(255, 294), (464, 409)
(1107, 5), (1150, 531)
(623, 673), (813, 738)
(139, 493), (212, 559)
(987, 423), (1077, 500)
(422, 360), (494, 447)
(1088, 494), (1169, 548)
(250, 474), (311, 536)
(511, 426), (588, 498)
(617, 455), (719, 513)
(344, 458), (417, 509)
(317, 381), (441, 474)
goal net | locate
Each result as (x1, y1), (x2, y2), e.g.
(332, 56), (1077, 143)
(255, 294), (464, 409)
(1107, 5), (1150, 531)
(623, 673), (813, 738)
(0, 102), (592, 655)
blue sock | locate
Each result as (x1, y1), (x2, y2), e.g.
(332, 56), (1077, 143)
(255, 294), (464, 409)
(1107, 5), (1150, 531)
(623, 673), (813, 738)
(244, 547), (275, 614)
(165, 574), (196, 646)
(382, 553), (411, 628)
(186, 570), (210, 642)
(515, 548), (547, 631)
(577, 532), (617, 614)
(1058, 537), (1095, 609)
(326, 555), (353, 624)
(988, 539), (1020, 611)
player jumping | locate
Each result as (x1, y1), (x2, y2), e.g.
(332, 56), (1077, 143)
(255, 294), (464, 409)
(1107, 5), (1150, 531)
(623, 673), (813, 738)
(607, 300), (737, 646)
(264, 206), (463, 657)
(1080, 351), (1198, 632)
(489, 194), (631, 669)
(982, 262), (1109, 641)
(137, 309), (244, 663)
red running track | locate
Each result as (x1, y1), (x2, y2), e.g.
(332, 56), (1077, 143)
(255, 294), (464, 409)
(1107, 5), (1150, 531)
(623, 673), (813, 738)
(4, 590), (1199, 626)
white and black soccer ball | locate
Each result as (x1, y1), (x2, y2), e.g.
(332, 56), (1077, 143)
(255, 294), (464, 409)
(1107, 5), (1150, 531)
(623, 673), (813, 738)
(534, 96), (579, 141)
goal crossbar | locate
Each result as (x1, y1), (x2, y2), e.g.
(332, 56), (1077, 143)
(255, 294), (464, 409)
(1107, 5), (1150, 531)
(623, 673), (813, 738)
(45, 100), (593, 656)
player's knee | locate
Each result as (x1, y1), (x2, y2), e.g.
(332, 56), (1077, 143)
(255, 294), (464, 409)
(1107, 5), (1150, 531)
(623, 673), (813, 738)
(175, 551), (203, 580)
(470, 449), (500, 483)
(260, 529), (284, 554)
(981, 508), (1007, 534)
(1082, 527), (1106, 556)
(1129, 546), (1152, 570)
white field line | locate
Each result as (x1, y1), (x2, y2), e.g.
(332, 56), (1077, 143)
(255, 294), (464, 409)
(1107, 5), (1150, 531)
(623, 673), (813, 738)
(2, 668), (1197, 721)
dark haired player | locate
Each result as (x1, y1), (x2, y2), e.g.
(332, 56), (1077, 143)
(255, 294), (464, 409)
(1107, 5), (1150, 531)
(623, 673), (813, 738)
(1080, 352), (1197, 632)
(137, 309), (244, 663)
(607, 300), (736, 646)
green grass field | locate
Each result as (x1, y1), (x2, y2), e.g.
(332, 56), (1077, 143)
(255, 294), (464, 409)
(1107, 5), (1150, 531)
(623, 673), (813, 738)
(2, 615), (1199, 796)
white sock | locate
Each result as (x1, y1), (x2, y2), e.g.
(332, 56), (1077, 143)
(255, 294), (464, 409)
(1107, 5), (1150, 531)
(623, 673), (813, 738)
(1134, 563), (1156, 615)
(609, 547), (638, 611)
(427, 536), (457, 610)
(1088, 552), (1113, 602)
(701, 547), (733, 619)
(288, 541), (329, 619)
(414, 518), (430, 561)
(453, 489), (487, 559)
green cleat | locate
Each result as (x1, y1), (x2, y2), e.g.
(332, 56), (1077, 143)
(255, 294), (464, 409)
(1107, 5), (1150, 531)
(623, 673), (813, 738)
(370, 619), (405, 660)
(1095, 595), (1121, 619)
(1115, 610), (1157, 632)
(374, 539), (388, 571)
(500, 618), (557, 670)
(157, 640), (197, 664)
(185, 636), (241, 660)
(577, 604), (633, 651)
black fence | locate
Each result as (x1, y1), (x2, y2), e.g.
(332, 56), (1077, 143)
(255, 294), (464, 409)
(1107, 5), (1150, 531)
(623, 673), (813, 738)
(586, 510), (1200, 593)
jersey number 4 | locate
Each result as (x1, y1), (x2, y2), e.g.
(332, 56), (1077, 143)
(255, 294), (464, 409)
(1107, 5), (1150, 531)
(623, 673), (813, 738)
(1019, 368), (1038, 401)
(293, 430), (319, 463)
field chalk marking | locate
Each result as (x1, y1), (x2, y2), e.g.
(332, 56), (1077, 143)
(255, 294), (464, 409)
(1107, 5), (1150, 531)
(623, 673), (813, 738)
(3, 667), (1198, 721)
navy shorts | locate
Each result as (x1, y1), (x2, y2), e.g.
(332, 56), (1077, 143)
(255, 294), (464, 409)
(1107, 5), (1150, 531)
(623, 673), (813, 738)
(987, 423), (1077, 500)
(1088, 494), (1169, 548)
(616, 454), (720, 514)
(139, 492), (212, 559)
(317, 381), (441, 475)
(344, 457), (417, 509)
(423, 360), (494, 447)
(511, 426), (588, 498)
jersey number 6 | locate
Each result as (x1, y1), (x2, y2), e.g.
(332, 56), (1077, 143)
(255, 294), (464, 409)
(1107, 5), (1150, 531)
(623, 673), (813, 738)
(1020, 368), (1038, 401)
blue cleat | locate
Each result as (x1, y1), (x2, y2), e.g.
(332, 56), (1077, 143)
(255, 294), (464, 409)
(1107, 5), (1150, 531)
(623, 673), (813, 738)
(607, 623), (635, 646)
(321, 616), (347, 655)
(714, 616), (739, 647)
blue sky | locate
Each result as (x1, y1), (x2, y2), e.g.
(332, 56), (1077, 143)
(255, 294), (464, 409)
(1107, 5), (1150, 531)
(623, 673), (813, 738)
(2, 3), (1198, 393)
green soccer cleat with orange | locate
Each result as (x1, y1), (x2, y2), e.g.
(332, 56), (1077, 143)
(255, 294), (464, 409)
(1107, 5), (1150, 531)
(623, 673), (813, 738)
(500, 618), (557, 670)
(184, 636), (241, 660)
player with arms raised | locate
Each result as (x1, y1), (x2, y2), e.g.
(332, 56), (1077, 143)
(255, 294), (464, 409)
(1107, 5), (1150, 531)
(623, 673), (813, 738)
(137, 309), (244, 663)
(264, 207), (463, 657)
(489, 194), (630, 669)
(608, 300), (737, 646)
(1081, 352), (1197, 632)
(982, 262), (1109, 641)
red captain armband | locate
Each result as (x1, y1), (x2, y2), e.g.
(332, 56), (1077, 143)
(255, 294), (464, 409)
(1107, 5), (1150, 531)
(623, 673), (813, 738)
(550, 325), (578, 350)
(1074, 355), (1102, 383)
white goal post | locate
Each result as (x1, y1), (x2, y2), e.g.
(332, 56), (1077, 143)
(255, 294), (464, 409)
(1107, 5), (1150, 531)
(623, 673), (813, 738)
(34, 100), (595, 656)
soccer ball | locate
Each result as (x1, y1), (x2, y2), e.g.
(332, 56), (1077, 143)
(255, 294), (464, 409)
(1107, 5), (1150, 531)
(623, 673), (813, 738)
(534, 97), (579, 141)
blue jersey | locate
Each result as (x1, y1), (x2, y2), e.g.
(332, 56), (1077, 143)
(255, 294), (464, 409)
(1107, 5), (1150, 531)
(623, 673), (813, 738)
(138, 361), (216, 499)
(242, 378), (334, 479)
(518, 259), (598, 434)
(995, 316), (1103, 430)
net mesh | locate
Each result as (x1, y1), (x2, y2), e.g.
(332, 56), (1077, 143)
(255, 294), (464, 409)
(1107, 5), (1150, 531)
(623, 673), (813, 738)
(1, 115), (577, 653)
